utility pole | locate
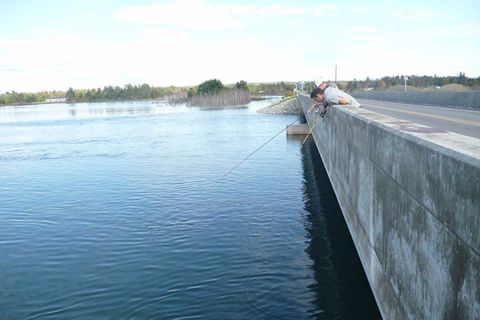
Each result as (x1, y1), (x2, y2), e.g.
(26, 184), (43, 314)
(335, 64), (337, 83)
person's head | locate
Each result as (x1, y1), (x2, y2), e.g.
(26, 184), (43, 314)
(310, 87), (325, 103)
(319, 81), (328, 90)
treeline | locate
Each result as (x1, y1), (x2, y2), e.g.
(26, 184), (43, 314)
(248, 81), (295, 96)
(345, 73), (480, 91)
(0, 90), (65, 105)
(0, 81), (297, 106)
(185, 79), (296, 98)
(0, 84), (183, 105)
(3, 75), (477, 105)
(65, 84), (182, 103)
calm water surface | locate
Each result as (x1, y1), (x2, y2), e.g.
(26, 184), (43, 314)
(0, 99), (380, 319)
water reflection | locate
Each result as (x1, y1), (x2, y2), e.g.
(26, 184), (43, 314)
(0, 101), (187, 123)
(300, 139), (381, 319)
(197, 105), (249, 111)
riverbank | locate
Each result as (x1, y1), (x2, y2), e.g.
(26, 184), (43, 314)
(256, 96), (302, 115)
(0, 98), (158, 108)
(1, 95), (303, 113)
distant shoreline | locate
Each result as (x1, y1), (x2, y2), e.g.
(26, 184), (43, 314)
(0, 98), (158, 108)
(0, 95), (273, 109)
(0, 101), (54, 108)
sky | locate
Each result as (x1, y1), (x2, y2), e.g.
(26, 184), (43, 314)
(1, 0), (479, 92)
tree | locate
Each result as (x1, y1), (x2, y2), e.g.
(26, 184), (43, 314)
(103, 86), (115, 100)
(457, 72), (467, 85)
(187, 87), (196, 98)
(66, 87), (75, 102)
(377, 79), (387, 89)
(197, 79), (224, 95)
(139, 83), (151, 99)
(235, 80), (248, 91)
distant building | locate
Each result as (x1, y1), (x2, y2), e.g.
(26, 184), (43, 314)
(45, 97), (67, 103)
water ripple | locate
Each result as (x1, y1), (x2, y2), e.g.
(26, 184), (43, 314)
(0, 100), (380, 319)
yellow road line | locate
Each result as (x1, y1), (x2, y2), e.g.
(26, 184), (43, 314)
(365, 104), (480, 127)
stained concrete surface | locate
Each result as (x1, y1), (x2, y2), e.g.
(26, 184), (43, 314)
(297, 94), (480, 320)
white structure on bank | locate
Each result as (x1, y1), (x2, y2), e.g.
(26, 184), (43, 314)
(45, 97), (67, 103)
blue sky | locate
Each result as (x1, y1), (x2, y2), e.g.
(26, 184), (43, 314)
(1, 0), (479, 92)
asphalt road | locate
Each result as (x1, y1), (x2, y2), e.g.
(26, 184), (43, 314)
(359, 99), (480, 139)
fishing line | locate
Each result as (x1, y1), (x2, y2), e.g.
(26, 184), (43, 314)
(191, 109), (323, 187)
(182, 117), (300, 188)
(219, 117), (299, 181)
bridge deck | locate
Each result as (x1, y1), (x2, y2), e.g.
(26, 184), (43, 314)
(359, 99), (480, 139)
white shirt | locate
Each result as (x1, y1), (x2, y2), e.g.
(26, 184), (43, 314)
(325, 87), (361, 108)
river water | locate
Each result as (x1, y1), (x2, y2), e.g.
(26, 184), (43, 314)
(0, 99), (380, 319)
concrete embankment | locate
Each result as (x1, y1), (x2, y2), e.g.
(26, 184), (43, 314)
(352, 91), (480, 110)
(297, 94), (480, 320)
(257, 96), (302, 114)
(287, 124), (310, 135)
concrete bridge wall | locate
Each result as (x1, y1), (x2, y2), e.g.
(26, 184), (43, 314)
(351, 91), (480, 110)
(297, 94), (480, 319)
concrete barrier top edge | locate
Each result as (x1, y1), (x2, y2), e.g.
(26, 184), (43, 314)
(331, 104), (480, 163)
(298, 93), (480, 161)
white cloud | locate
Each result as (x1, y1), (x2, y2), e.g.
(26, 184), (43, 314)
(114, 0), (254, 29)
(114, 0), (339, 29)
(0, 33), (140, 91)
(387, 22), (480, 42)
(1, 0), (478, 92)
(390, 9), (438, 21)
(139, 28), (190, 43)
(0, 25), (314, 92)
(331, 40), (479, 80)
(349, 5), (376, 15)
(256, 4), (339, 17)
(456, 22), (480, 37)
(351, 26), (377, 33)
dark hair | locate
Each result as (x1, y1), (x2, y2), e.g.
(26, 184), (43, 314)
(310, 87), (324, 99)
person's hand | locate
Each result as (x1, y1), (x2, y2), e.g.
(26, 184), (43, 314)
(308, 103), (318, 112)
(319, 104), (328, 118)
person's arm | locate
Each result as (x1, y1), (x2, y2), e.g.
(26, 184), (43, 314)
(338, 97), (350, 105)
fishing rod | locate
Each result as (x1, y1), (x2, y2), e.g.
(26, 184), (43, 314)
(301, 113), (324, 145)
(301, 106), (326, 145)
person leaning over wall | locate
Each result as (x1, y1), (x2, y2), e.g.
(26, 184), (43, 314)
(308, 83), (361, 115)
(308, 82), (330, 115)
